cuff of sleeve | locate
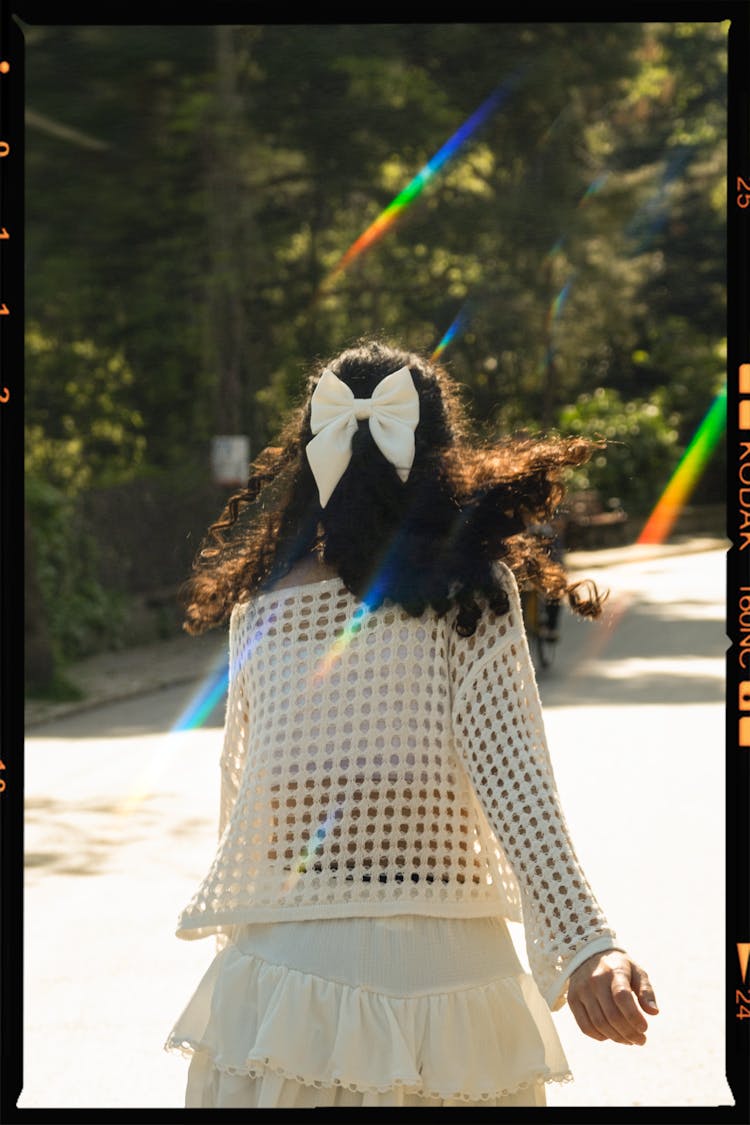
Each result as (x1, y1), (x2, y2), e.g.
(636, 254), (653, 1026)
(545, 936), (627, 1012)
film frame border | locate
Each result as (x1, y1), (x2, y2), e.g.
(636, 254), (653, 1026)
(0, 4), (748, 1121)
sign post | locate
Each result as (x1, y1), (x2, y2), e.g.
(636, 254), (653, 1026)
(211, 435), (250, 487)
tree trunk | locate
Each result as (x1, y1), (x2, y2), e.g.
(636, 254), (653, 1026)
(24, 506), (56, 694)
(205, 26), (260, 453)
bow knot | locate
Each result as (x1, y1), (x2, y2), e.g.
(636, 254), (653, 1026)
(352, 398), (373, 421)
(306, 366), (420, 508)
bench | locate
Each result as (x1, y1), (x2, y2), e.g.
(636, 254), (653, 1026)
(563, 491), (629, 550)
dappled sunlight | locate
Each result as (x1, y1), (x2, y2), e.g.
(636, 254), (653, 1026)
(626, 599), (724, 622)
(578, 653), (723, 683)
(18, 13), (732, 1109)
(534, 545), (725, 709)
(25, 788), (216, 885)
(24, 729), (222, 885)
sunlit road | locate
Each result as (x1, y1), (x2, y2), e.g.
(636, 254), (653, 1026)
(18, 546), (735, 1110)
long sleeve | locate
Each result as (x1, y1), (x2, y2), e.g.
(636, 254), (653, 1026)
(218, 603), (253, 843)
(212, 604), (253, 951)
(448, 563), (620, 1011)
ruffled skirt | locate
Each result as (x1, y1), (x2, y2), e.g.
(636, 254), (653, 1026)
(165, 914), (571, 1108)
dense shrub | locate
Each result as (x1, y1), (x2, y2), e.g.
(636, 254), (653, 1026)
(557, 386), (680, 515)
(26, 475), (129, 664)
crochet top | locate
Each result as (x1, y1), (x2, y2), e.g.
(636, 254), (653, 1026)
(175, 562), (620, 1009)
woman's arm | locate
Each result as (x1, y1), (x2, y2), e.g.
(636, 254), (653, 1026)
(448, 563), (655, 1030)
(566, 949), (659, 1045)
(218, 603), (253, 843)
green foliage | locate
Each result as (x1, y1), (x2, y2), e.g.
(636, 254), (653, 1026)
(27, 669), (85, 704)
(26, 476), (129, 662)
(25, 322), (147, 494)
(557, 387), (680, 515)
(20, 19), (727, 667)
(24, 24), (725, 451)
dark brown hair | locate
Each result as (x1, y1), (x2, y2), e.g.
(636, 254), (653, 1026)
(180, 339), (606, 636)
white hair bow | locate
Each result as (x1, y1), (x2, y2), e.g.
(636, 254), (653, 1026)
(305, 366), (420, 508)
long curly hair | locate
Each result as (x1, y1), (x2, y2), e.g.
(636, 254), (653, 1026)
(180, 339), (606, 636)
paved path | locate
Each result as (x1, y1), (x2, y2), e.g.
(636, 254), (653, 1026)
(530, 544), (734, 1109)
(16, 538), (737, 1110)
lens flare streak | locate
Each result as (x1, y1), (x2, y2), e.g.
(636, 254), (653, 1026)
(572, 384), (726, 669)
(625, 146), (693, 254)
(431, 299), (475, 360)
(637, 383), (726, 545)
(116, 620), (272, 815)
(321, 73), (523, 291)
(172, 658), (229, 733)
(313, 576), (389, 681)
(280, 806), (345, 895)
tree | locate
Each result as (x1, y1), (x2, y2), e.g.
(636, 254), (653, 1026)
(23, 20), (726, 493)
(24, 505), (55, 695)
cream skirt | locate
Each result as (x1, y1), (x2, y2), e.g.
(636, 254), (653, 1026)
(165, 914), (571, 1108)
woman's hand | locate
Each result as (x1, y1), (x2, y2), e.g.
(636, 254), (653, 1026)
(567, 950), (659, 1046)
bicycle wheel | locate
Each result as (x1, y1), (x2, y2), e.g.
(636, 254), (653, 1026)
(536, 631), (555, 669)
(521, 590), (549, 671)
(535, 602), (558, 670)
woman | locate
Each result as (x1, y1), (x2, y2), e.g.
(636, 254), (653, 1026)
(165, 339), (658, 1107)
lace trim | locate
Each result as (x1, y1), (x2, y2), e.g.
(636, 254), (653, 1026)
(165, 1036), (574, 1102)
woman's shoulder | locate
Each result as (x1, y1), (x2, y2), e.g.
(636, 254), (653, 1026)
(271, 557), (340, 591)
(488, 558), (519, 600)
(229, 558), (343, 624)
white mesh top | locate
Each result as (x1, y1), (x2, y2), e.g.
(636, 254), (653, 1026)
(176, 562), (620, 1009)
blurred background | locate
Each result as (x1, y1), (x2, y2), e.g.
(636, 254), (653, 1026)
(18, 19), (735, 1111)
(22, 20), (727, 694)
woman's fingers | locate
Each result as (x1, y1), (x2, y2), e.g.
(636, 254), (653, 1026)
(631, 962), (660, 1015)
(568, 953), (659, 1045)
(608, 966), (649, 1039)
(585, 993), (641, 1045)
(570, 987), (644, 1045)
(567, 995), (607, 1042)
